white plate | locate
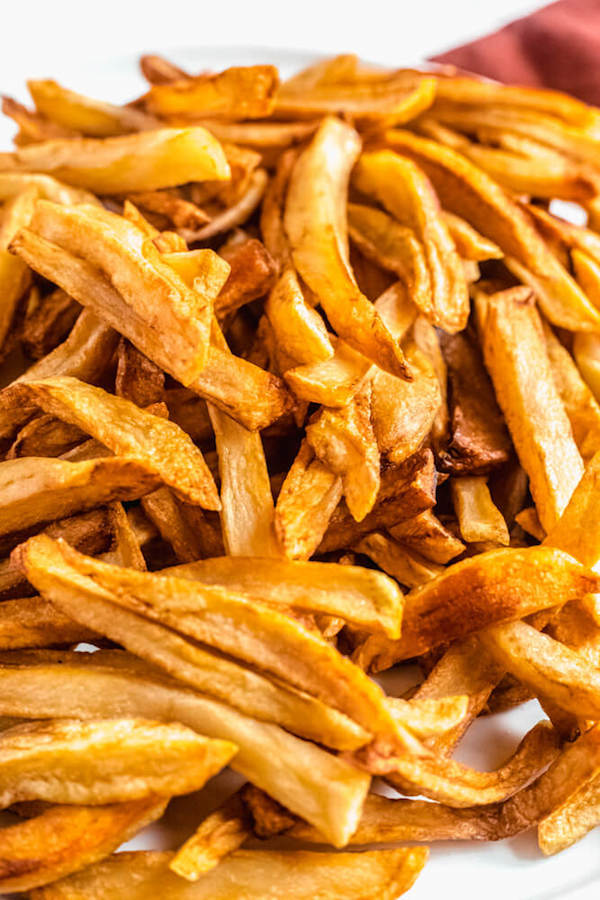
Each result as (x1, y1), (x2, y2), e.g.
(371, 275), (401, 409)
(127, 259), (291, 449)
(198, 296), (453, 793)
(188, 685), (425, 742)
(2, 46), (600, 900)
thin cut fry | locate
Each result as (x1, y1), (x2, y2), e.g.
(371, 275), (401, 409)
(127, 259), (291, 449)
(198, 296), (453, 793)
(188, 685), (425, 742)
(284, 118), (410, 378)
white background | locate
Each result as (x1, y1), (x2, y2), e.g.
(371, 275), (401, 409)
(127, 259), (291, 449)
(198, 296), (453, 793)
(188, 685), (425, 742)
(2, 0), (546, 89)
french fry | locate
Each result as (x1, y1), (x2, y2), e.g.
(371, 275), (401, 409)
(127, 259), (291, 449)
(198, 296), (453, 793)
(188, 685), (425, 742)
(265, 267), (333, 366)
(481, 287), (583, 531)
(0, 127), (231, 193)
(348, 203), (432, 315)
(22, 288), (81, 361)
(384, 129), (600, 331)
(0, 717), (236, 807)
(7, 414), (85, 460)
(0, 595), (95, 649)
(215, 237), (277, 321)
(388, 510), (465, 565)
(356, 545), (600, 670)
(544, 450), (600, 568)
(140, 54), (189, 85)
(208, 404), (279, 556)
(0, 651), (371, 845)
(573, 332), (600, 404)
(0, 457), (159, 536)
(451, 476), (510, 546)
(538, 771), (600, 855)
(276, 71), (437, 128)
(0, 797), (167, 892)
(543, 321), (600, 460)
(142, 487), (209, 562)
(169, 790), (250, 880)
(284, 118), (410, 378)
(479, 621), (600, 720)
(306, 383), (380, 522)
(18, 535), (417, 754)
(13, 376), (220, 508)
(275, 440), (343, 560)
(164, 555), (404, 639)
(27, 79), (159, 136)
(284, 338), (371, 407)
(180, 168), (268, 242)
(386, 695), (469, 740)
(30, 847), (428, 900)
(143, 65), (279, 120)
(353, 150), (469, 332)
(0, 172), (98, 206)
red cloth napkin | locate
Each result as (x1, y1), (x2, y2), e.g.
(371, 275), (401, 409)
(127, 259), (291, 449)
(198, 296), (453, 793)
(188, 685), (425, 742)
(430, 0), (600, 105)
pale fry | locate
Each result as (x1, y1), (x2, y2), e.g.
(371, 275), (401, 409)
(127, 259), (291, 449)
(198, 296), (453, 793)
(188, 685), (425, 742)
(28, 79), (159, 135)
(451, 476), (510, 546)
(169, 791), (250, 881)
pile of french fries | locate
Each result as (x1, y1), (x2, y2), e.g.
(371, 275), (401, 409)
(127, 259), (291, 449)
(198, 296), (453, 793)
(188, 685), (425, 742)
(0, 52), (598, 897)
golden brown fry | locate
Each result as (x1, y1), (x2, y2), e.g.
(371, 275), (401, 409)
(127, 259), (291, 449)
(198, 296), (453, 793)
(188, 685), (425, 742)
(275, 440), (343, 560)
(515, 507), (546, 542)
(0, 717), (236, 808)
(208, 404), (279, 556)
(284, 118), (410, 378)
(15, 376), (219, 508)
(353, 150), (469, 332)
(481, 288), (583, 531)
(348, 203), (432, 313)
(354, 533), (444, 588)
(165, 555), (404, 639)
(28, 79), (159, 136)
(180, 168), (267, 242)
(358, 545), (600, 669)
(0, 595), (94, 650)
(7, 414), (85, 460)
(21, 201), (229, 384)
(265, 267), (333, 366)
(139, 54), (189, 85)
(373, 721), (560, 808)
(0, 456), (159, 536)
(0, 187), (37, 356)
(479, 620), (600, 719)
(142, 487), (208, 562)
(22, 288), (80, 361)
(276, 71), (436, 127)
(387, 695), (469, 740)
(318, 448), (437, 555)
(543, 321), (600, 460)
(438, 329), (511, 475)
(169, 791), (250, 881)
(306, 383), (380, 522)
(104, 501), (146, 571)
(144, 65), (279, 120)
(0, 128), (230, 193)
(371, 339), (441, 463)
(21, 535), (414, 753)
(538, 772), (600, 855)
(451, 476), (509, 546)
(385, 129), (600, 331)
(573, 332), (600, 404)
(388, 510), (465, 565)
(259, 146), (296, 270)
(0, 797), (167, 892)
(284, 338), (371, 407)
(544, 450), (600, 567)
(0, 652), (370, 844)
(201, 119), (319, 152)
(442, 211), (503, 262)
(31, 847), (428, 900)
